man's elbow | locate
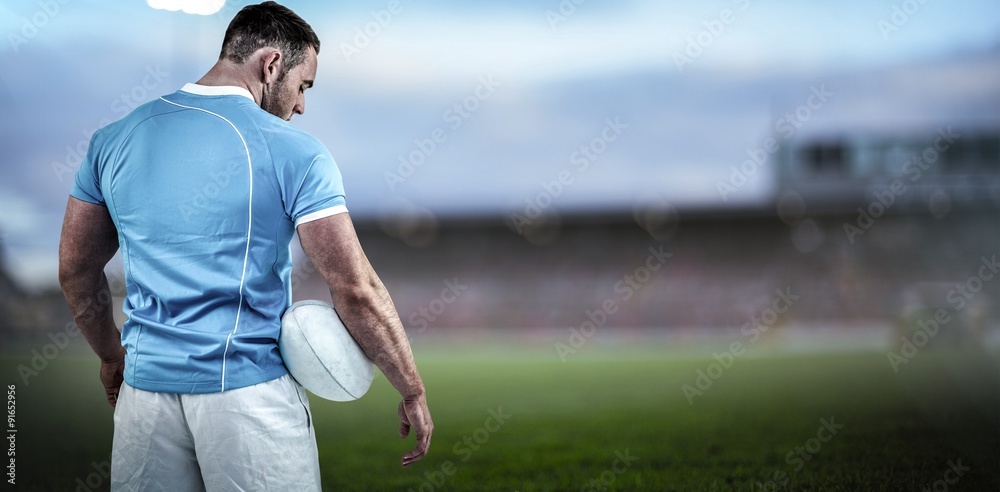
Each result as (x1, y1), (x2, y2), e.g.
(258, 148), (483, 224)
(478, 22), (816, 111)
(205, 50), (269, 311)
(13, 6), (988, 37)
(58, 253), (95, 291)
(58, 253), (74, 285)
(329, 280), (376, 308)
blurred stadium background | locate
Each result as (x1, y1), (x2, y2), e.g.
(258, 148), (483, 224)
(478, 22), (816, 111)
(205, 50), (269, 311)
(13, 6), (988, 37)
(1, 0), (999, 490)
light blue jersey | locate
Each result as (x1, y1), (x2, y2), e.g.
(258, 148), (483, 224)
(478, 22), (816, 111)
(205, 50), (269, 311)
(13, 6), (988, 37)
(71, 84), (347, 393)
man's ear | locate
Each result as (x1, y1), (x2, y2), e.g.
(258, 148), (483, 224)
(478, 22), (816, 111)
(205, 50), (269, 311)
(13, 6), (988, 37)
(260, 49), (283, 85)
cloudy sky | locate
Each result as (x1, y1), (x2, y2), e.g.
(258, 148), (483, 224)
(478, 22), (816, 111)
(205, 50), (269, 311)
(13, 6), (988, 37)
(1, 0), (999, 287)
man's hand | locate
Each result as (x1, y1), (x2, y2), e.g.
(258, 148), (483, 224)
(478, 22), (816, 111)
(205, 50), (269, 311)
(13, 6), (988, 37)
(100, 346), (126, 407)
(398, 394), (433, 467)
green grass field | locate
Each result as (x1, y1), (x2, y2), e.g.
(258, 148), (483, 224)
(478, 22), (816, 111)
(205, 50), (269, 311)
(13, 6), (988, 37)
(5, 343), (1000, 491)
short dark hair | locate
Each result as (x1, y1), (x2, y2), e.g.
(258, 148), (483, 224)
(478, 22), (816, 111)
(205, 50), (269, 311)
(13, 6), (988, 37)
(220, 1), (320, 71)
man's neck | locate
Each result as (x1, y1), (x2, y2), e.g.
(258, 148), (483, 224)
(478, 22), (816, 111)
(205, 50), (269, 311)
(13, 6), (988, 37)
(196, 61), (261, 104)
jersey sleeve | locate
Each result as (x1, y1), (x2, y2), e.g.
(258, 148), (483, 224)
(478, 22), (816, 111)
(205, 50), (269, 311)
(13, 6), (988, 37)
(69, 129), (107, 205)
(285, 146), (348, 228)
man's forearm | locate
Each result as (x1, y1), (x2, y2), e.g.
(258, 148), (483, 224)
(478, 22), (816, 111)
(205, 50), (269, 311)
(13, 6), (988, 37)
(331, 278), (424, 398)
(60, 271), (122, 361)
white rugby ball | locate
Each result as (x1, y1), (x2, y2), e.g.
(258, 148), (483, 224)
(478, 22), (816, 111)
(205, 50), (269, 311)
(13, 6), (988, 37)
(279, 300), (375, 401)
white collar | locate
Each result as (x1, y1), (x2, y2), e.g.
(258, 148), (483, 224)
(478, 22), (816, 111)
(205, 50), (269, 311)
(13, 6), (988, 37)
(179, 83), (255, 102)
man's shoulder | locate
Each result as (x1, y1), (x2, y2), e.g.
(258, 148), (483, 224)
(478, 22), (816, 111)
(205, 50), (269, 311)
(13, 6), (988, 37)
(90, 97), (165, 145)
(248, 114), (328, 158)
(247, 111), (322, 144)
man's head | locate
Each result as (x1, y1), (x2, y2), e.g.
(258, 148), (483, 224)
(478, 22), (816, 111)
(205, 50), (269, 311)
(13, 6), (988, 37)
(220, 1), (320, 120)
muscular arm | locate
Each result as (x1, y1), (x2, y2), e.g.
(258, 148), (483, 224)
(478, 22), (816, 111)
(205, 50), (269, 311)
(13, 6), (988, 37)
(297, 213), (432, 466)
(58, 196), (126, 406)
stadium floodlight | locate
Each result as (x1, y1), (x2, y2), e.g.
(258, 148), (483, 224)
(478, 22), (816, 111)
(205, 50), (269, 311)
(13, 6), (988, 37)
(147, 0), (225, 16)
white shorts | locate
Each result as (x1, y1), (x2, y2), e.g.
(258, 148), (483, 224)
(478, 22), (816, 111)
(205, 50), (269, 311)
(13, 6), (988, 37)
(111, 374), (321, 491)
